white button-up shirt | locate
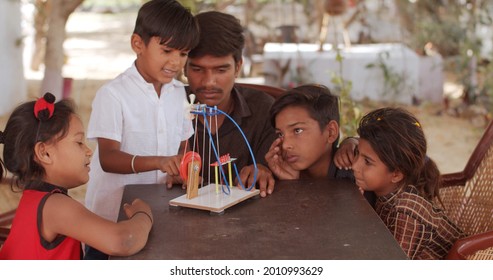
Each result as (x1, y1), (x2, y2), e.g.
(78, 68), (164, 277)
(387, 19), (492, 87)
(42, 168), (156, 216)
(85, 63), (193, 221)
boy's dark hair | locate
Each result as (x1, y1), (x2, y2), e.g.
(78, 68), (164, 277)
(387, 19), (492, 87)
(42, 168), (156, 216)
(270, 84), (340, 129)
(357, 107), (441, 202)
(188, 11), (245, 64)
(1, 98), (76, 188)
(133, 0), (199, 50)
(269, 84), (340, 148)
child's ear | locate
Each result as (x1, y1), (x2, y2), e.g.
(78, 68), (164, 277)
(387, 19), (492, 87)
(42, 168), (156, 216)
(131, 34), (144, 55)
(325, 120), (339, 143)
(34, 142), (52, 165)
(391, 170), (404, 184)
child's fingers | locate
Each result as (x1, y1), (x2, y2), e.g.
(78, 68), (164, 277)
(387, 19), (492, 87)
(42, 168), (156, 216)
(165, 176), (174, 189)
(269, 138), (282, 150)
(265, 141), (281, 161)
(166, 163), (180, 176)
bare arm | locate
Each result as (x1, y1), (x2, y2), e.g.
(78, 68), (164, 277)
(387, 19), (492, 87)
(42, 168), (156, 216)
(43, 194), (152, 257)
(97, 137), (182, 176)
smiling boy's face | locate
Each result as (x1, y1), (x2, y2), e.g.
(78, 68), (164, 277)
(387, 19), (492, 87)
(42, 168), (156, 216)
(132, 35), (189, 91)
(274, 105), (338, 178)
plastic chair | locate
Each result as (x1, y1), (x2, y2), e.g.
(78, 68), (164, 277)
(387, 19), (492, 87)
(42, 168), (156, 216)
(236, 83), (286, 100)
(438, 120), (493, 259)
(0, 209), (15, 246)
(0, 176), (16, 246)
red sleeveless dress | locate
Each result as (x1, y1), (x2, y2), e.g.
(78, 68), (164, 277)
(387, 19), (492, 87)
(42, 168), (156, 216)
(0, 184), (81, 260)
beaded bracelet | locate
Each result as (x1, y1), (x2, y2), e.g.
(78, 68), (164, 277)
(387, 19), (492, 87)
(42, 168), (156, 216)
(130, 211), (153, 224)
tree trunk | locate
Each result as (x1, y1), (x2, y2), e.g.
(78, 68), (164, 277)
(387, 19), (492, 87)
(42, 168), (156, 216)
(40, 0), (83, 99)
(31, 0), (50, 71)
(0, 1), (26, 115)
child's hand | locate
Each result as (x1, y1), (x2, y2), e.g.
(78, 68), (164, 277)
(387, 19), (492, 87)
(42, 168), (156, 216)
(265, 138), (299, 180)
(159, 155), (182, 176)
(236, 164), (275, 197)
(334, 137), (359, 170)
(123, 198), (153, 224)
(165, 174), (186, 189)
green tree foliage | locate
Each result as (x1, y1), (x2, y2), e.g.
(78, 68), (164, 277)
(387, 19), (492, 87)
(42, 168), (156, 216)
(396, 0), (493, 108)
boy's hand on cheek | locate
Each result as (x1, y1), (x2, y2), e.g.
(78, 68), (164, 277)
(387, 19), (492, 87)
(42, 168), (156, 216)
(265, 138), (299, 180)
(265, 138), (281, 172)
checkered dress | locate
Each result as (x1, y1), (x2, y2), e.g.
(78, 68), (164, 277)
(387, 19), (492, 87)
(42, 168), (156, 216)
(375, 185), (464, 260)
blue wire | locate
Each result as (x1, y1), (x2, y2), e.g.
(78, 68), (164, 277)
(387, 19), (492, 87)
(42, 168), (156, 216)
(194, 106), (258, 194)
(200, 108), (230, 195)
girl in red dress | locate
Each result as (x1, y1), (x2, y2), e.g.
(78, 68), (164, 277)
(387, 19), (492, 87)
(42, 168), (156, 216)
(0, 93), (153, 259)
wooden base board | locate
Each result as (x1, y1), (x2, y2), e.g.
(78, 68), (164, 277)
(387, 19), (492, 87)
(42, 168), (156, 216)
(169, 184), (260, 214)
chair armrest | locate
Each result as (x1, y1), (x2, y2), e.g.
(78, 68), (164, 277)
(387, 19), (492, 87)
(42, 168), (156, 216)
(446, 230), (493, 260)
(0, 209), (15, 227)
(0, 227), (10, 245)
(441, 171), (467, 187)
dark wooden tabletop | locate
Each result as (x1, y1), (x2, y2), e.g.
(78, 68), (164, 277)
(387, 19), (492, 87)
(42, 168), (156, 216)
(113, 178), (407, 260)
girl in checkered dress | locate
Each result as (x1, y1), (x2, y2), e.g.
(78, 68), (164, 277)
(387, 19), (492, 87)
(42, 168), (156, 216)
(351, 107), (463, 259)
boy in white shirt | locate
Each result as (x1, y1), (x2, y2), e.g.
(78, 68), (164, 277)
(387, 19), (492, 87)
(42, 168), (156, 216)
(84, 0), (199, 259)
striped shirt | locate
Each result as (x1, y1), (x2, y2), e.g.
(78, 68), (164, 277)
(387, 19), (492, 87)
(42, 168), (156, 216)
(375, 185), (464, 259)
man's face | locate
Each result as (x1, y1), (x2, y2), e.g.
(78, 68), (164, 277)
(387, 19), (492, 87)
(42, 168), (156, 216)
(185, 54), (242, 111)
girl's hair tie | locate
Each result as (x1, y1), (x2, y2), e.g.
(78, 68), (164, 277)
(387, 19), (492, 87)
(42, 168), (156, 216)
(0, 131), (4, 144)
(34, 92), (56, 121)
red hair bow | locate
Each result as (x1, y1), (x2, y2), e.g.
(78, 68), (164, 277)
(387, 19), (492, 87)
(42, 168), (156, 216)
(34, 92), (56, 121)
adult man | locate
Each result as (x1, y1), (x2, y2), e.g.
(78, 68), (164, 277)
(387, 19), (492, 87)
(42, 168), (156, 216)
(184, 11), (276, 197)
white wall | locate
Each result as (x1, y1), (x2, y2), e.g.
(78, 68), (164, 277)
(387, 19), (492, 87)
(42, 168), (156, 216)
(263, 43), (443, 105)
(0, 1), (26, 116)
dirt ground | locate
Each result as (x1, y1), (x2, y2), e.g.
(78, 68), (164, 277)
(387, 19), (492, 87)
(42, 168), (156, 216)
(0, 11), (487, 214)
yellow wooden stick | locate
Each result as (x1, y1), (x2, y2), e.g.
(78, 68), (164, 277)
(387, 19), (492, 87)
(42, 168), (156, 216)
(228, 162), (233, 188)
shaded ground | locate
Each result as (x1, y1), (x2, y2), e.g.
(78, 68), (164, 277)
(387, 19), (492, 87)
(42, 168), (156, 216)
(0, 11), (486, 214)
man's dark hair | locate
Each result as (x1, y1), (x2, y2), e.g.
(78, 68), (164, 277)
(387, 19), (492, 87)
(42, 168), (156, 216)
(188, 11), (245, 64)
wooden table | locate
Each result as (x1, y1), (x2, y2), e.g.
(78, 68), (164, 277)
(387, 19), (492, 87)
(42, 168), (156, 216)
(113, 178), (407, 260)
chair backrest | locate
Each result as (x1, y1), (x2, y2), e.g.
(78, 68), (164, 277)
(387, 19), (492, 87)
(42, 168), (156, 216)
(0, 177), (17, 246)
(0, 209), (15, 227)
(438, 120), (493, 236)
(236, 83), (286, 100)
(0, 209), (15, 246)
